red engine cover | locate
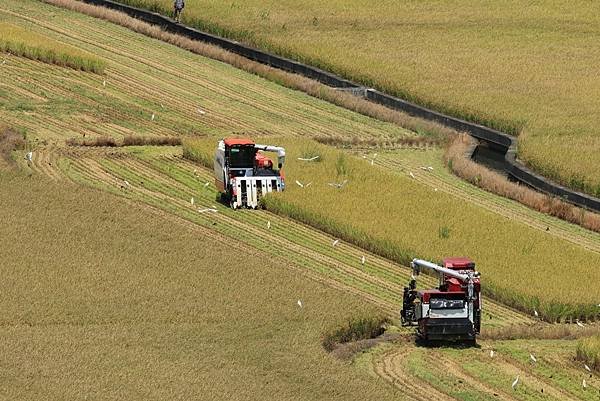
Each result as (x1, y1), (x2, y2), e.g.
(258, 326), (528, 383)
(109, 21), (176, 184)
(255, 153), (273, 169)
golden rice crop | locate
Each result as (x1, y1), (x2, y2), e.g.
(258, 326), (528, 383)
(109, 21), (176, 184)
(0, 22), (105, 73)
(184, 137), (600, 322)
(446, 134), (600, 233)
(0, 171), (401, 400)
(119, 0), (600, 196)
(576, 335), (600, 371)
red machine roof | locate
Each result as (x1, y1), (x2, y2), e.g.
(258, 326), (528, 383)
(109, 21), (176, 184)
(224, 138), (255, 146)
(443, 257), (475, 270)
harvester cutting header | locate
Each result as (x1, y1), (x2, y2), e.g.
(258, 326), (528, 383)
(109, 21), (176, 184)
(401, 257), (481, 342)
(214, 138), (285, 209)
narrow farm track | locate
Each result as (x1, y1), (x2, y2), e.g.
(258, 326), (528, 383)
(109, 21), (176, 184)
(371, 151), (600, 255)
(372, 342), (598, 401)
(374, 346), (456, 401)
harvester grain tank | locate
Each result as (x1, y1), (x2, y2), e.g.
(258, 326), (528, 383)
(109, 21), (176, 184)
(401, 257), (481, 342)
(214, 138), (285, 209)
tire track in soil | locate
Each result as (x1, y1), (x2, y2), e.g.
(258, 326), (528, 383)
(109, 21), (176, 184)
(373, 345), (457, 401)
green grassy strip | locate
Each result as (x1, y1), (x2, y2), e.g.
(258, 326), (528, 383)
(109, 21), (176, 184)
(0, 22), (105, 74)
(577, 335), (600, 372)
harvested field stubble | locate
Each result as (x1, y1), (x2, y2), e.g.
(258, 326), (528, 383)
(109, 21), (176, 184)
(182, 138), (600, 322)
(42, 0), (455, 142)
(116, 0), (600, 196)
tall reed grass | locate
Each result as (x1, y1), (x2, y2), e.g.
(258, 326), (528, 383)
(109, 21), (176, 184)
(0, 22), (105, 73)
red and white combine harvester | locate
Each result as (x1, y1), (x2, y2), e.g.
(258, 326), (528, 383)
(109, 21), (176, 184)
(214, 138), (285, 209)
(401, 257), (481, 343)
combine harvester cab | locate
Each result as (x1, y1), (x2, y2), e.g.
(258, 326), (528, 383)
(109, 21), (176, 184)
(214, 138), (285, 209)
(401, 257), (481, 343)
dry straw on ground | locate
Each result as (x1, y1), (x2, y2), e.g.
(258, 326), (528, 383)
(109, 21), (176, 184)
(42, 0), (455, 142)
(445, 134), (600, 233)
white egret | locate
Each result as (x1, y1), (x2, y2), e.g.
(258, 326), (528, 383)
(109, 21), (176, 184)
(511, 375), (519, 390)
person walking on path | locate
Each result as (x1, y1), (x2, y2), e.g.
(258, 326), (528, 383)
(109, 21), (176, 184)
(174, 0), (185, 23)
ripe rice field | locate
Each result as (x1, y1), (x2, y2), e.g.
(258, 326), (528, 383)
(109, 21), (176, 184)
(0, 21), (105, 73)
(577, 336), (600, 372)
(3, 1), (600, 399)
(185, 137), (600, 322)
(118, 0), (600, 197)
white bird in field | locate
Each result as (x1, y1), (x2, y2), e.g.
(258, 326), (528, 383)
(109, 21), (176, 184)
(490, 350), (495, 358)
(409, 172), (416, 179)
(361, 255), (366, 265)
(193, 169), (198, 175)
(297, 156), (319, 161)
(427, 166), (434, 171)
(577, 320), (585, 328)
(123, 180), (130, 188)
(267, 220), (271, 229)
(198, 208), (218, 213)
(151, 113), (155, 121)
(332, 239), (340, 247)
(25, 152), (32, 162)
(328, 180), (348, 189)
(512, 375), (519, 390)
(583, 379), (587, 389)
(102, 79), (106, 87)
(197, 108), (206, 115)
(160, 103), (164, 109)
(190, 197), (195, 206)
(295, 180), (304, 188)
(297, 300), (303, 308)
(434, 188), (438, 192)
(530, 354), (537, 363)
(584, 364), (591, 372)
(534, 309), (539, 318)
(420, 166), (428, 171)
(204, 182), (210, 188)
(373, 153), (378, 158)
(370, 159), (374, 166)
